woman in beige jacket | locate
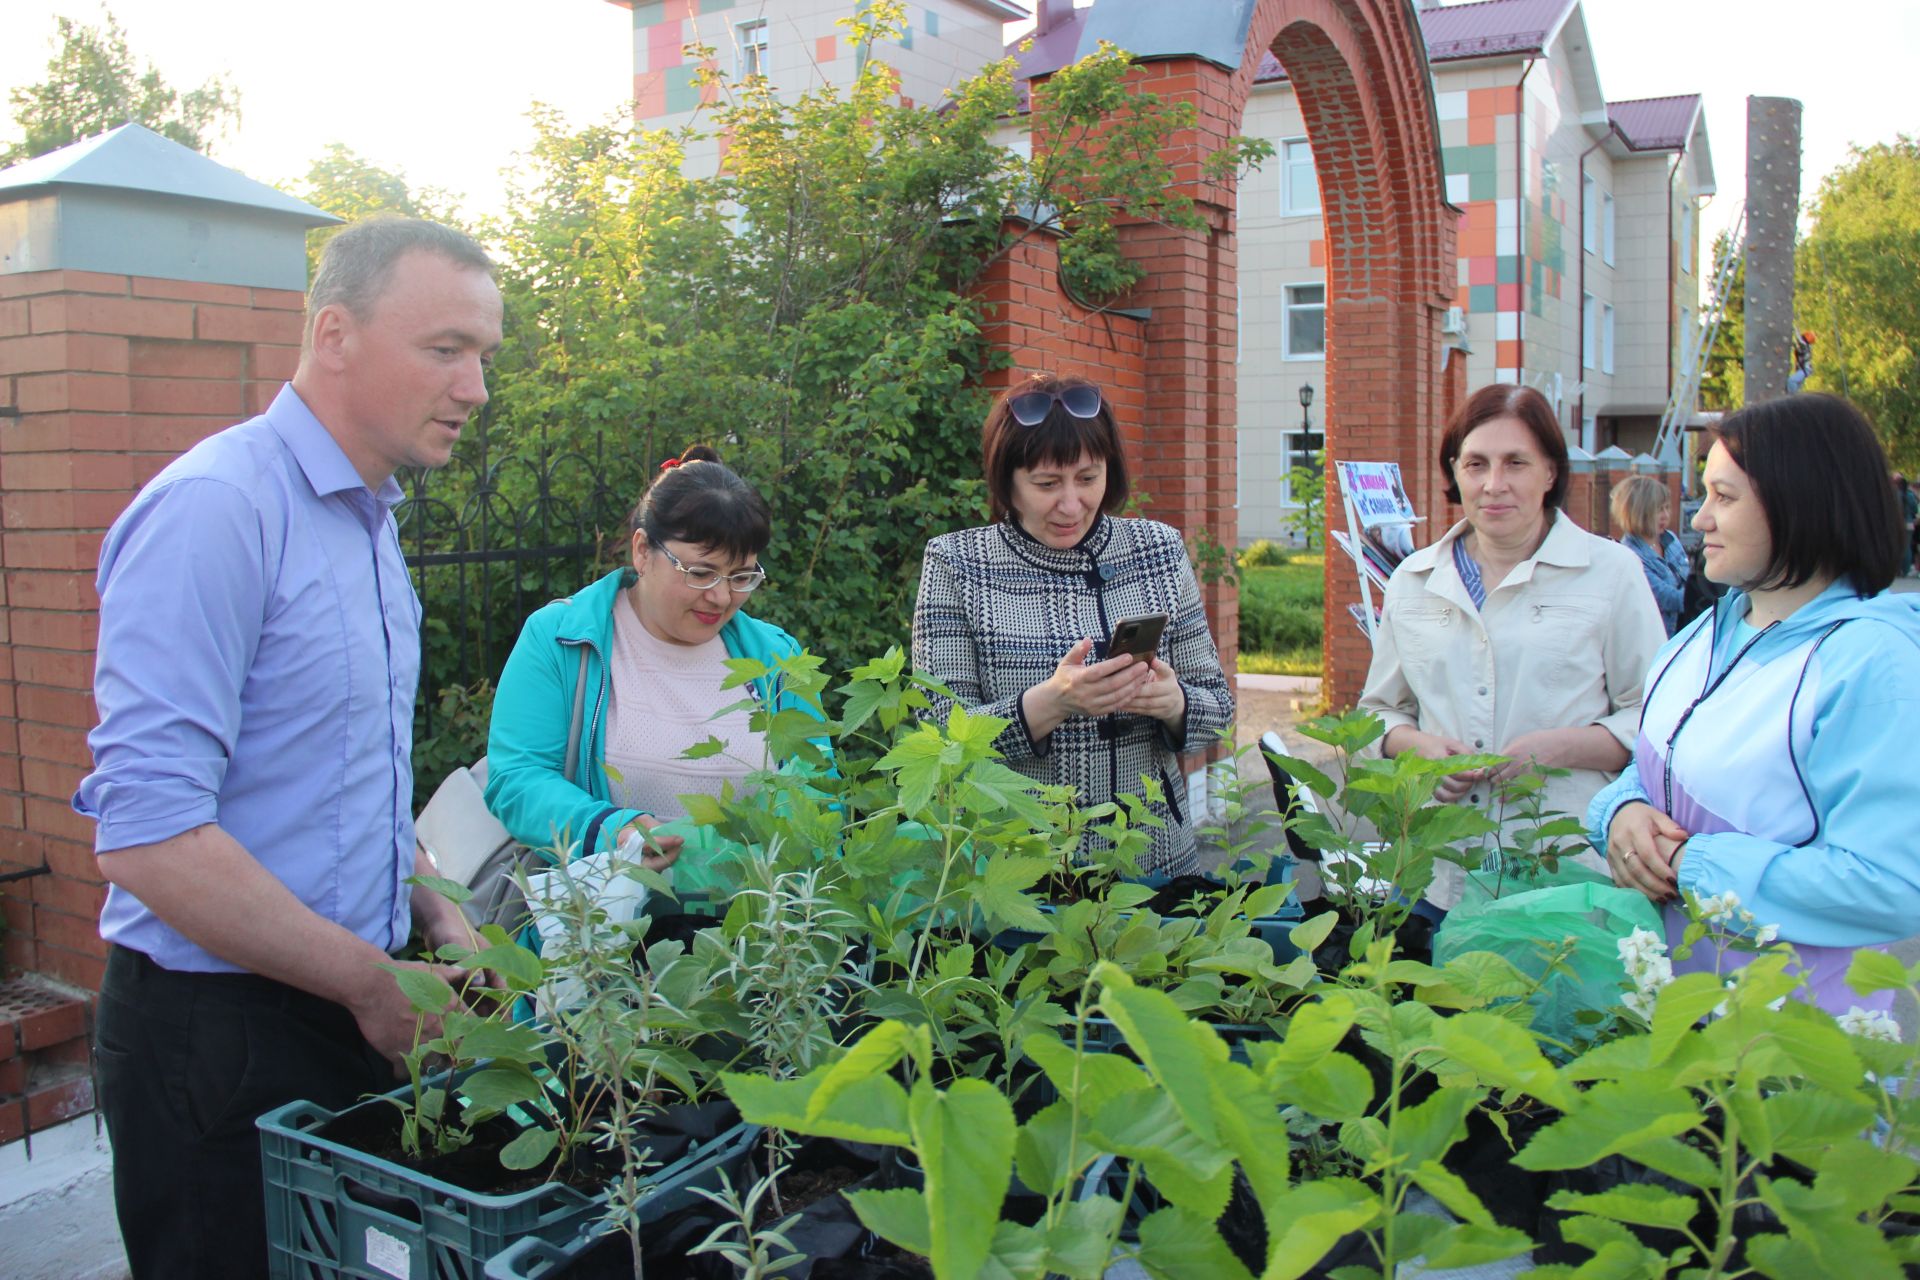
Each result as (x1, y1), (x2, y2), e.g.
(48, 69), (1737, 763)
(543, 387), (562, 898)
(1358, 384), (1665, 911)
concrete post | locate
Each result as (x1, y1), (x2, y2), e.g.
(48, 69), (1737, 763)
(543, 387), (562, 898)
(1743, 96), (1802, 406)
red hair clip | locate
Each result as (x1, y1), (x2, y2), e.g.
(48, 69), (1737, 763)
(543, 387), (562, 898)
(659, 456), (682, 472)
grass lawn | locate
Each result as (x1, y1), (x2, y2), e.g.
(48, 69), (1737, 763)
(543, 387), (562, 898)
(1237, 553), (1324, 677)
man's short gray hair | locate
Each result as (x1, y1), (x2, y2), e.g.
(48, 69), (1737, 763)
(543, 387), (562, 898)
(304, 217), (493, 345)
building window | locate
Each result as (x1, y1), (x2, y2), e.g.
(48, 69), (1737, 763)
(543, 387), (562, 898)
(1582, 293), (1598, 370)
(1281, 137), (1320, 216)
(739, 19), (769, 78)
(1280, 428), (1325, 506)
(1582, 174), (1598, 254)
(1602, 193), (1616, 265)
(1602, 303), (1616, 375)
(1679, 201), (1696, 274)
(1678, 305), (1694, 366)
(1284, 283), (1326, 359)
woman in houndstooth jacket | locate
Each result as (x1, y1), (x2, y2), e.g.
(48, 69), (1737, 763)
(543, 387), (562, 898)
(911, 374), (1234, 876)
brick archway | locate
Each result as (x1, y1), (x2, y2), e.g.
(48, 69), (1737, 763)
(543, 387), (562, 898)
(1093, 0), (1456, 709)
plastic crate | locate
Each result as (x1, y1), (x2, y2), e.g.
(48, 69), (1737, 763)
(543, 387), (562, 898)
(259, 1081), (758, 1280)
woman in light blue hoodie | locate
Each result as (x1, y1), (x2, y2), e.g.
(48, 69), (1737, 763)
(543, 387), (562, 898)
(1589, 394), (1920, 1014)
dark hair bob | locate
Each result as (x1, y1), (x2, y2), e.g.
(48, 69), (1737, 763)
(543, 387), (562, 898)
(1709, 393), (1902, 594)
(1438, 383), (1570, 510)
(980, 373), (1130, 522)
(628, 442), (772, 562)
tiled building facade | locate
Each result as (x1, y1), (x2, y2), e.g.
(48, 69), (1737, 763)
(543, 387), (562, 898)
(603, 0), (1712, 545)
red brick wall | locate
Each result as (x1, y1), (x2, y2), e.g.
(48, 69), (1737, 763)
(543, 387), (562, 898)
(0, 269), (302, 990)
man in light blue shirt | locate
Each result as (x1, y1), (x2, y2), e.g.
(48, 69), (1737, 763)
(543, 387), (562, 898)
(75, 218), (503, 1279)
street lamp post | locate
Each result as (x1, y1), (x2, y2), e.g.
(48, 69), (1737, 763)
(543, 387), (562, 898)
(1299, 381), (1314, 432)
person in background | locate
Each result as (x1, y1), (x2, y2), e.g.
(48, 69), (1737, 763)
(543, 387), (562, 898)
(76, 218), (501, 1278)
(485, 446), (820, 896)
(912, 373), (1233, 877)
(1359, 384), (1665, 915)
(1612, 474), (1692, 635)
(1593, 394), (1920, 1015)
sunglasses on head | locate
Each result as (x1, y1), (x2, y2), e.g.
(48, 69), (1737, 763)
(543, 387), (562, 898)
(1008, 384), (1103, 427)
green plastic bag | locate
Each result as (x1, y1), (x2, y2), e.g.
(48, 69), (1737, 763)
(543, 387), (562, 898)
(1434, 863), (1663, 1054)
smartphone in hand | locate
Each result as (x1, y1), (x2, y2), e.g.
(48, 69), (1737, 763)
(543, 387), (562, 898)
(1106, 612), (1169, 665)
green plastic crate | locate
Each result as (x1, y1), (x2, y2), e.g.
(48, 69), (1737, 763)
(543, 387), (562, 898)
(259, 1081), (755, 1280)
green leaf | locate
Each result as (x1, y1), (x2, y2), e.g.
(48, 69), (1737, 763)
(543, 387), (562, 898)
(378, 962), (455, 1016)
(910, 1078), (1016, 1280)
(1013, 1101), (1077, 1199)
(980, 1221), (1049, 1280)
(461, 941), (543, 990)
(721, 1068), (912, 1145)
(1269, 1052), (1375, 1124)
(1269, 751), (1337, 800)
(1106, 882), (1156, 910)
(1417, 1222), (1535, 1271)
(680, 735), (727, 760)
(405, 873), (475, 905)
(498, 1125), (560, 1171)
(1649, 973), (1728, 1064)
(809, 1021), (929, 1123)
(1431, 1011), (1574, 1110)
(1043, 1197), (1124, 1279)
(1289, 910), (1339, 954)
(1515, 1084), (1702, 1172)
(1133, 1205), (1256, 1280)
(1847, 948), (1912, 997)
(1258, 1178), (1380, 1280)
(847, 1187), (932, 1256)
(1086, 1090), (1234, 1219)
(1546, 1184), (1701, 1231)
(449, 1019), (548, 1065)
(1410, 1160), (1494, 1226)
(1092, 964), (1227, 1146)
(968, 855), (1055, 932)
(1393, 1086), (1483, 1170)
(1023, 1031), (1150, 1114)
(459, 1065), (544, 1112)
(1763, 1089), (1879, 1165)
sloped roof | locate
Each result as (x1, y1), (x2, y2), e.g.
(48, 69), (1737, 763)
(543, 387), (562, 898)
(1608, 94), (1701, 152)
(1249, 0), (1579, 83)
(0, 123), (336, 225)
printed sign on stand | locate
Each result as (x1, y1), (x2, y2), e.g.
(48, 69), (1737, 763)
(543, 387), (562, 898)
(1333, 461), (1422, 644)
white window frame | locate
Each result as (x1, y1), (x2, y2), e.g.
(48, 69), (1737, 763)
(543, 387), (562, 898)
(1582, 293), (1598, 370)
(738, 19), (769, 79)
(1279, 426), (1325, 507)
(1280, 137), (1320, 217)
(1602, 193), (1616, 265)
(1582, 174), (1598, 254)
(1283, 282), (1327, 360)
(1601, 303), (1616, 375)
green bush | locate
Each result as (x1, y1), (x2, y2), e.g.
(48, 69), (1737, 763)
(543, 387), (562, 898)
(1236, 538), (1287, 569)
(1237, 558), (1323, 655)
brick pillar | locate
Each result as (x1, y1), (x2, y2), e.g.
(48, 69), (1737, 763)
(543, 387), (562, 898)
(0, 270), (303, 990)
(1565, 446), (1595, 535)
(1590, 446), (1631, 540)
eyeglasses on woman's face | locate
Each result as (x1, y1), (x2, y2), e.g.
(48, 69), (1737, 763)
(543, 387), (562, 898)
(649, 539), (768, 593)
(1008, 383), (1103, 427)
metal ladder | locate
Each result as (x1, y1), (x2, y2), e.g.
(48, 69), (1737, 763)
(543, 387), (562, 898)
(1654, 206), (1744, 469)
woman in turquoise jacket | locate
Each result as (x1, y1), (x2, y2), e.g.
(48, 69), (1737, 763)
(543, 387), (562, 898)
(1588, 395), (1920, 1015)
(484, 445), (821, 890)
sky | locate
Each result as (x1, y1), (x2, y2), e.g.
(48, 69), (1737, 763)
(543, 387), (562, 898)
(3, 0), (1916, 252)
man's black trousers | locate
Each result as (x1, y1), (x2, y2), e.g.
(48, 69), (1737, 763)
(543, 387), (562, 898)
(95, 944), (393, 1279)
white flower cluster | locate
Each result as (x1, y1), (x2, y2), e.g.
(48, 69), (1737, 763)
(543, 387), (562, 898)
(1694, 890), (1781, 945)
(1618, 927), (1672, 1020)
(1837, 1006), (1902, 1044)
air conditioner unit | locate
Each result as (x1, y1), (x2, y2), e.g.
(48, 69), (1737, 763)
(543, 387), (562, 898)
(1442, 306), (1466, 335)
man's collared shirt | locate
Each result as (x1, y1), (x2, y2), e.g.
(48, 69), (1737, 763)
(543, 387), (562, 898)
(76, 384), (421, 972)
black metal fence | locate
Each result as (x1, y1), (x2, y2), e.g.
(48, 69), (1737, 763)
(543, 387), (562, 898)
(397, 406), (641, 743)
